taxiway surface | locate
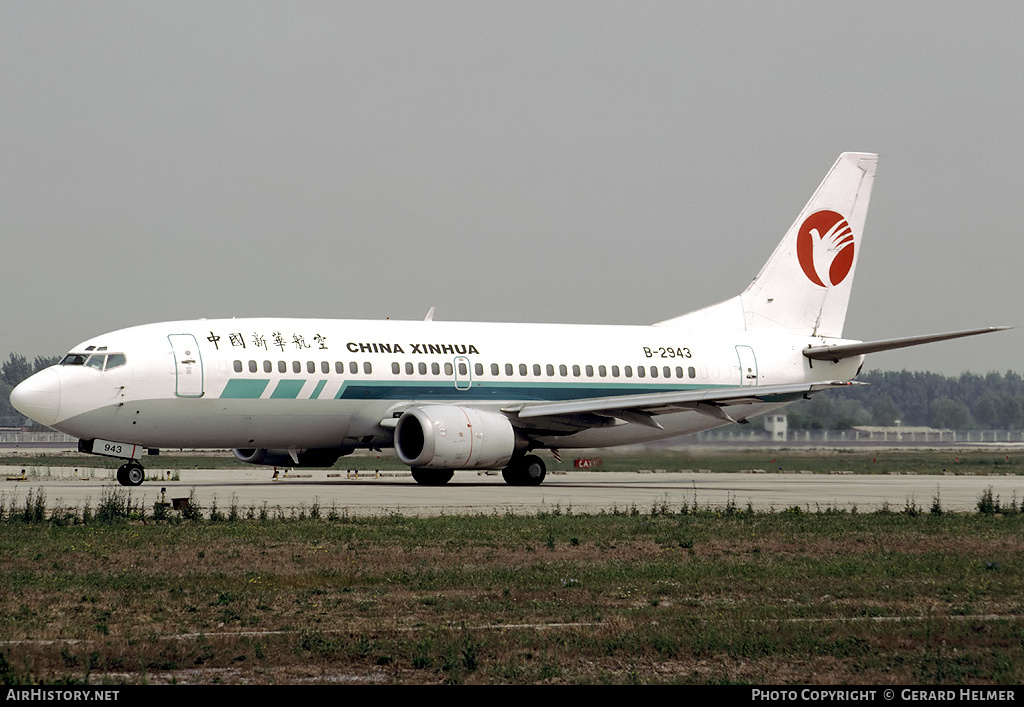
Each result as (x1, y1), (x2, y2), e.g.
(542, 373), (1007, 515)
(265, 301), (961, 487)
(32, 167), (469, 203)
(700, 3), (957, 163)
(3, 465), (1022, 516)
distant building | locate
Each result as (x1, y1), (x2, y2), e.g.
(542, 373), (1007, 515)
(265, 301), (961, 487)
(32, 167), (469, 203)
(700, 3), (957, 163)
(764, 413), (788, 440)
(851, 425), (954, 442)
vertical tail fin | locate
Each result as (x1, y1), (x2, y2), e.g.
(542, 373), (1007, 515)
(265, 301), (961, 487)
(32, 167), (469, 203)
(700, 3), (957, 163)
(657, 152), (877, 337)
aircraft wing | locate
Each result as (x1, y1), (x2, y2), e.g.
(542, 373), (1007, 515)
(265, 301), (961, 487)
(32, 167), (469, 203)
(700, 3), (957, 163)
(803, 327), (1010, 363)
(504, 380), (864, 430)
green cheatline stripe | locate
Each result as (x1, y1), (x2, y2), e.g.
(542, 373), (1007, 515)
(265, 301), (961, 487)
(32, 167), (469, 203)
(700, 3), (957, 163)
(220, 378), (725, 401)
(270, 380), (305, 399)
(333, 380), (710, 401)
(220, 379), (269, 399)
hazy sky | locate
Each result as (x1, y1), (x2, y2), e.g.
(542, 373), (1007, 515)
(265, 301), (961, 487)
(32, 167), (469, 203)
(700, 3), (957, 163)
(2, 2), (1021, 375)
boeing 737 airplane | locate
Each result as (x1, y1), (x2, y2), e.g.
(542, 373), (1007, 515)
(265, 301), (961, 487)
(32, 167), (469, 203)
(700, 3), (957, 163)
(11, 153), (1008, 487)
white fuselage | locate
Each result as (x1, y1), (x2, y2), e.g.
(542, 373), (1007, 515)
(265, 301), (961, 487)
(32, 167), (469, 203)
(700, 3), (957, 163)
(15, 317), (862, 452)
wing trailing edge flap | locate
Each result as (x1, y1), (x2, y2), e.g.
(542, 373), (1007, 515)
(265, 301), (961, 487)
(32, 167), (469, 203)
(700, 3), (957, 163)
(506, 380), (864, 428)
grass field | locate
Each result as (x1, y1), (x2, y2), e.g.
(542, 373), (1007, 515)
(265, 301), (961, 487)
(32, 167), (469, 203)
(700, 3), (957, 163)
(1, 476), (1023, 685)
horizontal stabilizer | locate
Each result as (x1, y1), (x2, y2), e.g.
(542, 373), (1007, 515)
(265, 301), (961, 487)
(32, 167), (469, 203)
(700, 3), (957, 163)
(802, 326), (1011, 362)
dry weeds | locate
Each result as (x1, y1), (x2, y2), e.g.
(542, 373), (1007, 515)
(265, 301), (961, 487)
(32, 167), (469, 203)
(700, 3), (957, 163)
(1, 510), (1023, 684)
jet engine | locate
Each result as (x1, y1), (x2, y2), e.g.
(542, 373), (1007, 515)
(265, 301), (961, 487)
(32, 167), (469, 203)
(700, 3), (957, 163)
(231, 447), (352, 468)
(394, 405), (523, 469)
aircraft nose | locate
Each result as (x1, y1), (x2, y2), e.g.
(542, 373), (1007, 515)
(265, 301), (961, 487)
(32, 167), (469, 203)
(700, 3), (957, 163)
(10, 367), (61, 427)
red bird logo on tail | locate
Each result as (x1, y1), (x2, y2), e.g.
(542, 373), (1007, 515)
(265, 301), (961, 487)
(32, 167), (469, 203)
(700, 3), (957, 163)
(796, 210), (855, 287)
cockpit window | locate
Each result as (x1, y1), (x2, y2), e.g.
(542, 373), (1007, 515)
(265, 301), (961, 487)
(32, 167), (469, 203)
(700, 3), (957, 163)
(62, 353), (127, 370)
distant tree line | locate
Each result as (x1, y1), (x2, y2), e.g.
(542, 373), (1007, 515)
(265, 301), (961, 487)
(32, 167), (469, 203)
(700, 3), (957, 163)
(1, 353), (61, 425)
(784, 370), (1024, 431)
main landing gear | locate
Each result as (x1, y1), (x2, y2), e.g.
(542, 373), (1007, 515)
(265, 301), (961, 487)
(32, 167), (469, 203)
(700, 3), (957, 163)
(116, 460), (145, 487)
(409, 454), (548, 487)
(410, 468), (454, 485)
(501, 454), (546, 486)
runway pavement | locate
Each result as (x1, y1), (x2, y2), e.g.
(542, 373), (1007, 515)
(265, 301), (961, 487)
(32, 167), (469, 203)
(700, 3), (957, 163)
(3, 464), (1023, 516)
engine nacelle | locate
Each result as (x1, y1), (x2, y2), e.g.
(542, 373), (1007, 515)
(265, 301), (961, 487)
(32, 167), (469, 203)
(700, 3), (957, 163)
(394, 405), (521, 469)
(231, 447), (352, 468)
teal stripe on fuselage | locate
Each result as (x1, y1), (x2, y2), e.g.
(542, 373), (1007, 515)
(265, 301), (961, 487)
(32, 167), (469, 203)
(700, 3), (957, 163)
(332, 381), (704, 401)
(219, 378), (718, 402)
(221, 379), (270, 399)
(270, 380), (305, 399)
